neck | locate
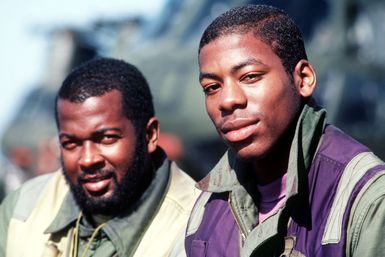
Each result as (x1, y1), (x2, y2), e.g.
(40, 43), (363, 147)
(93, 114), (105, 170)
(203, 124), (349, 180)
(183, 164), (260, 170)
(251, 120), (297, 185)
(91, 214), (111, 227)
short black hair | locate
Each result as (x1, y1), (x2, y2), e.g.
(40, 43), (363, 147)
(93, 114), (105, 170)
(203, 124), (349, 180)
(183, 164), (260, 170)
(55, 57), (154, 131)
(199, 4), (307, 78)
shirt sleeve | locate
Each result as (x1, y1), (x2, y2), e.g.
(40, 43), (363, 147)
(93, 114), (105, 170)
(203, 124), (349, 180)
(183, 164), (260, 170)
(347, 173), (385, 257)
(0, 189), (21, 257)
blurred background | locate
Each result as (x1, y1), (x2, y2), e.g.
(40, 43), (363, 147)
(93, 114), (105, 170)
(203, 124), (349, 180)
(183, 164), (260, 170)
(1, 0), (385, 200)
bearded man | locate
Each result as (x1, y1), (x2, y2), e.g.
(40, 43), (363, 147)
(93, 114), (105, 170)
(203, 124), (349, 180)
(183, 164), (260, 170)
(0, 58), (199, 257)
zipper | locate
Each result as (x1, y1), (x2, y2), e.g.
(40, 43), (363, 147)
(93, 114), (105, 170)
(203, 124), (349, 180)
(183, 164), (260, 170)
(228, 192), (247, 244)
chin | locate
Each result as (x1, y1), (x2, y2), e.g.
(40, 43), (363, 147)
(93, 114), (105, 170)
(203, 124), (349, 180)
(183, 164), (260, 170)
(231, 143), (268, 162)
(85, 189), (114, 200)
(235, 151), (260, 162)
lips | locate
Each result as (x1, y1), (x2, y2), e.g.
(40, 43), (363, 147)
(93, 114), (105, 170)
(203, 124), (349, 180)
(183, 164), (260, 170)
(220, 118), (259, 143)
(80, 173), (114, 194)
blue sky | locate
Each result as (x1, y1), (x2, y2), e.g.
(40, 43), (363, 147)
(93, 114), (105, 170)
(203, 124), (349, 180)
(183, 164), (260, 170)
(0, 0), (165, 137)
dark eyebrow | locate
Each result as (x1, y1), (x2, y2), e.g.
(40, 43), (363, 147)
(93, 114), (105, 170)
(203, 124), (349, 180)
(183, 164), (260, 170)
(93, 128), (122, 134)
(59, 133), (76, 140)
(59, 128), (122, 140)
(91, 128), (123, 139)
(199, 72), (223, 83)
(199, 58), (265, 83)
(231, 58), (264, 75)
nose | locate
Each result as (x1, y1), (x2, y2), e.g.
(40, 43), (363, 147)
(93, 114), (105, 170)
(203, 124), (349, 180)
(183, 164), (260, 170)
(219, 80), (247, 114)
(78, 141), (104, 170)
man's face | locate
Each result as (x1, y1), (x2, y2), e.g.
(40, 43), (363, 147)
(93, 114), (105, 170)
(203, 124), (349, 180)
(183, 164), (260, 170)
(199, 32), (302, 161)
(57, 90), (147, 215)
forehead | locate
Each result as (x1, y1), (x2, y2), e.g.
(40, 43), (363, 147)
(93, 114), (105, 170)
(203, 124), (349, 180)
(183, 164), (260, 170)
(57, 90), (128, 131)
(199, 32), (280, 68)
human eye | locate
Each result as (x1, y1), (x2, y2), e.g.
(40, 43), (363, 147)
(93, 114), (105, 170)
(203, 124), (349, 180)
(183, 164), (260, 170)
(202, 83), (220, 95)
(240, 73), (263, 84)
(99, 134), (120, 145)
(60, 138), (79, 150)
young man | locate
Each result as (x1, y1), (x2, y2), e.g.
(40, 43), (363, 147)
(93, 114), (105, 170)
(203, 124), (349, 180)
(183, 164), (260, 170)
(0, 58), (199, 257)
(185, 5), (385, 257)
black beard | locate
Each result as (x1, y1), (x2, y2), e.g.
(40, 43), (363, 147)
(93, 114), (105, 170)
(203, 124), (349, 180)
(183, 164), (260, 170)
(62, 135), (153, 216)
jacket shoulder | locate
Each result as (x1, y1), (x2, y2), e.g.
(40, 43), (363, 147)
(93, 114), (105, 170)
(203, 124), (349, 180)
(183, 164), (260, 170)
(1, 170), (70, 257)
(132, 163), (200, 257)
(318, 125), (369, 165)
(165, 162), (201, 213)
(12, 171), (61, 221)
(321, 151), (385, 244)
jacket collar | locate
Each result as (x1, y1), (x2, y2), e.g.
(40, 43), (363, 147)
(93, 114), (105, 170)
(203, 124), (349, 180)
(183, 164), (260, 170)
(45, 148), (171, 256)
(197, 102), (326, 198)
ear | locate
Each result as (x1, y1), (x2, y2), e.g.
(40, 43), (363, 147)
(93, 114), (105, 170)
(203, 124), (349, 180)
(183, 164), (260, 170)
(293, 60), (317, 98)
(145, 117), (160, 154)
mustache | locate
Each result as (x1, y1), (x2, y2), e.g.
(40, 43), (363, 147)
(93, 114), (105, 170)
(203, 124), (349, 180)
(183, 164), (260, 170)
(78, 169), (116, 182)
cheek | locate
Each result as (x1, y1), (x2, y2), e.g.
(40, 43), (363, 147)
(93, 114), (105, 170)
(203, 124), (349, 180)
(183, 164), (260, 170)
(61, 151), (78, 172)
(103, 144), (135, 175)
(205, 99), (220, 124)
(279, 88), (301, 118)
(261, 80), (299, 112)
(268, 95), (300, 133)
(61, 153), (79, 184)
